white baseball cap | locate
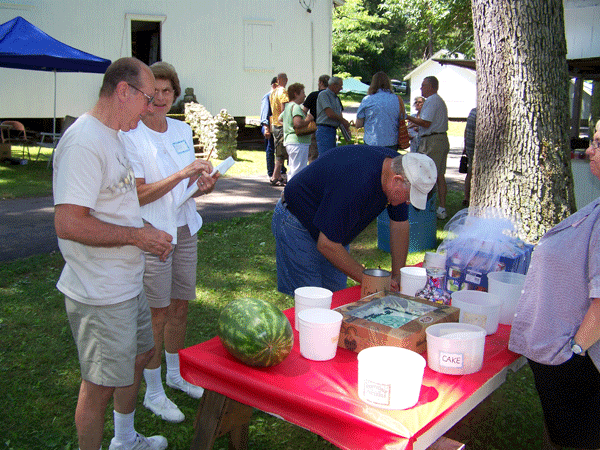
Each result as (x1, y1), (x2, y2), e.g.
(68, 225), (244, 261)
(402, 153), (437, 210)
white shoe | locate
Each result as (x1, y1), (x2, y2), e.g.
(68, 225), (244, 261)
(143, 394), (185, 423)
(437, 207), (447, 220)
(166, 375), (205, 399)
(109, 432), (168, 450)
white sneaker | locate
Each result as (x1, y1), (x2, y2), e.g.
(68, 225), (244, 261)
(109, 432), (168, 450)
(437, 207), (447, 220)
(143, 394), (185, 423)
(166, 375), (205, 399)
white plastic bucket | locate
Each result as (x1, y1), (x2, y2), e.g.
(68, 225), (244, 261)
(357, 346), (426, 410)
(426, 323), (486, 375)
(486, 271), (526, 325)
(400, 266), (427, 297)
(294, 286), (333, 331)
(451, 290), (502, 335)
(424, 252), (446, 269)
(298, 308), (343, 361)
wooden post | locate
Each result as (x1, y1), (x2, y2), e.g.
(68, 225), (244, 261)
(190, 390), (254, 450)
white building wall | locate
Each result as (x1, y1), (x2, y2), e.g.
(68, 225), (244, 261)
(564, 0), (600, 59)
(0, 0), (333, 120)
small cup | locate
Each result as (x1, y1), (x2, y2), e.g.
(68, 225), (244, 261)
(361, 268), (391, 298)
(294, 286), (333, 331)
(298, 308), (343, 361)
(400, 266), (427, 297)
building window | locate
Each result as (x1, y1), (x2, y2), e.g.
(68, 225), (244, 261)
(244, 21), (273, 72)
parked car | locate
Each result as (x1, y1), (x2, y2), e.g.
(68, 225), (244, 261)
(391, 79), (408, 94)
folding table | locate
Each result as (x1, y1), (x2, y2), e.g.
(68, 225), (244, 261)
(180, 285), (525, 450)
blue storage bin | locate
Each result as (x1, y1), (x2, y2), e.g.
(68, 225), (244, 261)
(377, 193), (437, 254)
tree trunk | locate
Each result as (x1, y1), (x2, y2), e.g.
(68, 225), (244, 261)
(471, 0), (575, 243)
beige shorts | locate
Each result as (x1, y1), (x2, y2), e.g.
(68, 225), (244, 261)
(272, 125), (288, 161)
(308, 132), (318, 161)
(418, 133), (450, 176)
(144, 225), (198, 308)
(65, 291), (154, 387)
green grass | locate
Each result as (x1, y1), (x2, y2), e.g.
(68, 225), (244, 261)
(0, 147), (267, 200)
(0, 182), (545, 449)
(0, 145), (54, 199)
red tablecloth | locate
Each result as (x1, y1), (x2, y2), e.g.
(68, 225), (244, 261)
(180, 285), (521, 450)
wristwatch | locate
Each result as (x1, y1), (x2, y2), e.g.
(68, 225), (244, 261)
(570, 338), (585, 356)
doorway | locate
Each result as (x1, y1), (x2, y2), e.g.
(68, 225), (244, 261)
(131, 20), (161, 66)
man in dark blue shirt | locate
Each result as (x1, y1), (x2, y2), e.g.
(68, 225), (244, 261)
(271, 145), (437, 295)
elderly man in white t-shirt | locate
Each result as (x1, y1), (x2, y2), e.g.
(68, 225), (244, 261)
(53, 57), (173, 450)
(406, 76), (450, 219)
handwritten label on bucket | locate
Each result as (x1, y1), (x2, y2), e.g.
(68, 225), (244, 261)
(463, 312), (487, 329)
(440, 351), (464, 369)
(363, 379), (391, 406)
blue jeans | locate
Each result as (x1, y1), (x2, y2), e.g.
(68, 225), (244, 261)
(272, 200), (348, 296)
(315, 126), (337, 157)
(262, 128), (275, 177)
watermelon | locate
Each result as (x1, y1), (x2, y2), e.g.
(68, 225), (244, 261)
(217, 298), (294, 367)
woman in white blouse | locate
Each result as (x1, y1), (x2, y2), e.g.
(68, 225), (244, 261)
(121, 62), (218, 423)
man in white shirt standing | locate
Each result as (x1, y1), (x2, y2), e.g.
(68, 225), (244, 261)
(406, 76), (450, 219)
(53, 57), (173, 450)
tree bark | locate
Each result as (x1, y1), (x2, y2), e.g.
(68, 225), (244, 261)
(471, 0), (575, 243)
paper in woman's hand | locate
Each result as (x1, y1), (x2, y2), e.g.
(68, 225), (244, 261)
(176, 157), (236, 208)
(210, 156), (235, 177)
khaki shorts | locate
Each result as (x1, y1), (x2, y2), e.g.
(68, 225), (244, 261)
(272, 125), (288, 160)
(144, 225), (198, 308)
(418, 133), (450, 176)
(308, 132), (318, 162)
(65, 291), (154, 387)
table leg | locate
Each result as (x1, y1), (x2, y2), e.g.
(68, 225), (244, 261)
(190, 389), (253, 450)
(428, 436), (465, 450)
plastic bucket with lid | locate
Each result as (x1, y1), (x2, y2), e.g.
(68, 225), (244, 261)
(424, 251), (446, 269)
(426, 323), (486, 375)
(486, 271), (526, 325)
(451, 290), (502, 335)
(357, 346), (425, 410)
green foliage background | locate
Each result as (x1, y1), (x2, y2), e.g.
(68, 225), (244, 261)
(332, 0), (474, 81)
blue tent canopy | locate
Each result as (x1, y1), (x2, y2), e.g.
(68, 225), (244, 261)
(0, 16), (110, 73)
(0, 16), (111, 137)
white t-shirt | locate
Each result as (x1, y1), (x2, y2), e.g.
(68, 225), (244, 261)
(53, 114), (144, 305)
(120, 118), (203, 243)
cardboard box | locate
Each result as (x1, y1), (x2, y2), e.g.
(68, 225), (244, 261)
(335, 291), (459, 354)
(445, 242), (534, 291)
(0, 144), (11, 161)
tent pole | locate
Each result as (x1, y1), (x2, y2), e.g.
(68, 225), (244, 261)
(53, 69), (57, 137)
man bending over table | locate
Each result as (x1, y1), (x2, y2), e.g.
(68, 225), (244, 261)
(271, 145), (436, 295)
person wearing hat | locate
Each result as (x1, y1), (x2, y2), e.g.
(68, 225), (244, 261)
(271, 145), (437, 295)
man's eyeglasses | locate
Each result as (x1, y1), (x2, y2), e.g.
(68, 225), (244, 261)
(127, 83), (154, 105)
(591, 140), (600, 150)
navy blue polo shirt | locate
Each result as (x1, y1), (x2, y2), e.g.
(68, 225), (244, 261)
(284, 145), (408, 246)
